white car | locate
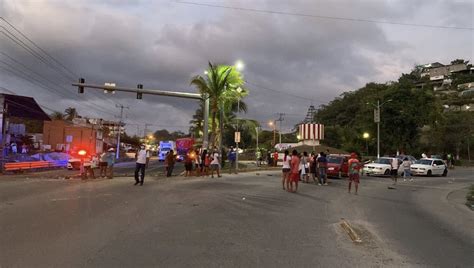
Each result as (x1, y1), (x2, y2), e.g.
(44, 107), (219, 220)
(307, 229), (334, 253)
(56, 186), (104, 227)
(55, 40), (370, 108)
(410, 158), (448, 176)
(363, 157), (403, 176)
(67, 157), (91, 170)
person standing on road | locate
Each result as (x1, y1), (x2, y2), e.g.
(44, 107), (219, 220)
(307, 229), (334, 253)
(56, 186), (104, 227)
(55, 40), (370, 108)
(99, 151), (108, 178)
(200, 149), (208, 176)
(348, 152), (361, 194)
(402, 157), (412, 182)
(228, 147), (237, 174)
(134, 144), (150, 185)
(164, 149), (175, 177)
(317, 152), (328, 186)
(184, 149), (194, 177)
(194, 148), (201, 177)
(288, 150), (300, 193)
(106, 148), (115, 179)
(390, 157), (399, 186)
(281, 150), (291, 190)
(273, 150), (279, 167)
(309, 152), (318, 184)
(210, 149), (221, 178)
(204, 151), (211, 176)
(301, 151), (309, 183)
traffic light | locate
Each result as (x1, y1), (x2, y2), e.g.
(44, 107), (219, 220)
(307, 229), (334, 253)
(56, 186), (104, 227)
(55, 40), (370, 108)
(78, 78), (85, 93)
(137, 84), (143, 99)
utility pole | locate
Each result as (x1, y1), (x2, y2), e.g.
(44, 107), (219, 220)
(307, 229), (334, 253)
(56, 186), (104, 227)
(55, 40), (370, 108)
(144, 123), (152, 139)
(369, 99), (392, 158)
(275, 113), (285, 146)
(115, 104), (129, 159)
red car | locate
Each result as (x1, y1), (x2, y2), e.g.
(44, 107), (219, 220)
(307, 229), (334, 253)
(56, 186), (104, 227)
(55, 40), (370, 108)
(326, 154), (350, 179)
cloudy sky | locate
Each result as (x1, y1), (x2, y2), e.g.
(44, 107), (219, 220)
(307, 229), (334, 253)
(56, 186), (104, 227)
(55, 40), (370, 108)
(0, 0), (472, 135)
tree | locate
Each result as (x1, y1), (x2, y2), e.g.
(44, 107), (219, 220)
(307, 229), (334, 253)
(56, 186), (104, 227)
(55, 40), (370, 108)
(64, 107), (78, 121)
(190, 62), (247, 149)
(50, 111), (65, 120)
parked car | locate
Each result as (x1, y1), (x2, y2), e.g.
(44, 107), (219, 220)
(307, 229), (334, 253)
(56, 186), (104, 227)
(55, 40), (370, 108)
(67, 157), (91, 170)
(363, 157), (403, 176)
(326, 154), (350, 178)
(410, 158), (448, 176)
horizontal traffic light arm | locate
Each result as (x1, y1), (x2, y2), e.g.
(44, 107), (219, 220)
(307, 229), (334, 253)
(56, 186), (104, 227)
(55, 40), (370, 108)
(72, 83), (203, 100)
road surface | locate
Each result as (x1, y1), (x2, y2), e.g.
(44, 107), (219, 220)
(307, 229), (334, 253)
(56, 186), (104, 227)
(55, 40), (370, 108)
(0, 168), (473, 267)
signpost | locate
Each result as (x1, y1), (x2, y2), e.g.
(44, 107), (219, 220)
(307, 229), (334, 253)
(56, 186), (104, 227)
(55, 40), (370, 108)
(235, 131), (240, 173)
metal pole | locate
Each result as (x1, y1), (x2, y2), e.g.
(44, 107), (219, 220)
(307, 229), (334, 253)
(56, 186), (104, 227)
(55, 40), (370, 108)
(0, 101), (7, 173)
(377, 100), (380, 158)
(256, 127), (259, 161)
(273, 121), (276, 146)
(203, 96), (209, 149)
(279, 119), (282, 145)
(219, 103), (223, 165)
(73, 81), (209, 152)
(116, 104), (128, 159)
(236, 142), (239, 174)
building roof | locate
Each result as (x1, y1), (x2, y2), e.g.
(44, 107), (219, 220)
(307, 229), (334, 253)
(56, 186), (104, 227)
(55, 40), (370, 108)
(2, 94), (50, 121)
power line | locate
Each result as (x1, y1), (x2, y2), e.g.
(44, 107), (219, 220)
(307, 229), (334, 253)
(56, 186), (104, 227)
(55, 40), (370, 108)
(0, 65), (117, 117)
(0, 21), (120, 109)
(246, 80), (327, 104)
(0, 51), (119, 109)
(174, 1), (474, 31)
(0, 17), (78, 78)
(0, 31), (119, 108)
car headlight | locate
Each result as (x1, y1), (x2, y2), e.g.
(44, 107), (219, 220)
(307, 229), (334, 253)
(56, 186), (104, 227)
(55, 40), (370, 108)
(420, 168), (426, 170)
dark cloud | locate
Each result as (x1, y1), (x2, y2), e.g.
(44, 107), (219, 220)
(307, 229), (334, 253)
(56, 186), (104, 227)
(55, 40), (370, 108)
(0, 0), (472, 133)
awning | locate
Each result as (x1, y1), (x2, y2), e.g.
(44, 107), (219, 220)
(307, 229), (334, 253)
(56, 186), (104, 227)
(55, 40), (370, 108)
(2, 94), (51, 121)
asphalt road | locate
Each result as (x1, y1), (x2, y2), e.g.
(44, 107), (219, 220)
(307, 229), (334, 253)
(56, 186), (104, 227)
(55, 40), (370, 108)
(0, 168), (473, 267)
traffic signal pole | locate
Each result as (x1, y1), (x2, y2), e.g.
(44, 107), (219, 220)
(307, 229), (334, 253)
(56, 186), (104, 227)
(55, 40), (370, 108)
(115, 104), (129, 159)
(73, 80), (210, 150)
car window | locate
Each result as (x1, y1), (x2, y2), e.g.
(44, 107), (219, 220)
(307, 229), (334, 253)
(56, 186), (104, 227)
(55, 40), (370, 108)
(416, 159), (432, 165)
(374, 158), (391, 164)
(434, 160), (444, 165)
(327, 156), (342, 164)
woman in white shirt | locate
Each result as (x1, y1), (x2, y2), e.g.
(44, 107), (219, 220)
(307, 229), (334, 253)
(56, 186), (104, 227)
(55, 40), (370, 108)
(210, 150), (221, 178)
(282, 150), (291, 190)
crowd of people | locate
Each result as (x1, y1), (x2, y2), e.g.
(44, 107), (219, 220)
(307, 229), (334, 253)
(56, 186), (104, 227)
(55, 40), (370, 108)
(281, 150), (363, 194)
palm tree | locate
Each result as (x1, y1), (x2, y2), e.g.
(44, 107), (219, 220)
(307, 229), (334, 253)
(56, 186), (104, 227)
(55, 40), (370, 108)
(64, 107), (78, 121)
(190, 62), (247, 149)
(50, 111), (65, 120)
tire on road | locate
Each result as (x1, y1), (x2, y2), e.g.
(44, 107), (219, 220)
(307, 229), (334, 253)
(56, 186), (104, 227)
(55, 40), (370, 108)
(427, 170), (432, 176)
(384, 169), (390, 176)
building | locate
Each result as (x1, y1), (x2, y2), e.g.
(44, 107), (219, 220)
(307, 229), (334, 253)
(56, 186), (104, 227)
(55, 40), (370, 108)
(43, 119), (104, 154)
(417, 62), (470, 91)
(0, 93), (50, 156)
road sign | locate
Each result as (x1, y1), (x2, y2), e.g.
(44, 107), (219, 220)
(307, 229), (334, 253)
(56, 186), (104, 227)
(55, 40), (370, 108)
(374, 109), (380, 123)
(234, 132), (241, 143)
(66, 135), (73, 143)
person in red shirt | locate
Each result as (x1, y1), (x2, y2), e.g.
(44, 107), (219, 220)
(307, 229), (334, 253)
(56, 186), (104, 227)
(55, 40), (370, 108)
(288, 149), (300, 193)
(347, 152), (362, 194)
(273, 151), (279, 167)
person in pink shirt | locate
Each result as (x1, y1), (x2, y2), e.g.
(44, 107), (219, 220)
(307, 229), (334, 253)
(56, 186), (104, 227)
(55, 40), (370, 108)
(288, 149), (300, 193)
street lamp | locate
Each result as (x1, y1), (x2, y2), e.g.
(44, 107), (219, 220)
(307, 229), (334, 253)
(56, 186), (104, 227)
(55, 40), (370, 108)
(269, 120), (276, 146)
(363, 132), (370, 156)
(367, 99), (392, 158)
(235, 60), (245, 71)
